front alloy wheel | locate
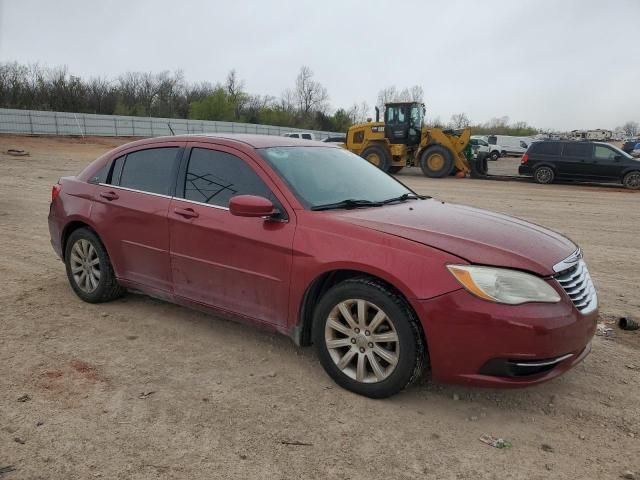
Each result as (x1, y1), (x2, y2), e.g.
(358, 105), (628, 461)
(313, 278), (425, 398)
(325, 299), (399, 383)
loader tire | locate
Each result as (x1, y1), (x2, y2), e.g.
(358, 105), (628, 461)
(420, 146), (454, 178)
(361, 145), (391, 172)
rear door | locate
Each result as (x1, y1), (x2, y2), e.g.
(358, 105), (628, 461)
(558, 142), (593, 178)
(92, 143), (184, 295)
(168, 143), (295, 327)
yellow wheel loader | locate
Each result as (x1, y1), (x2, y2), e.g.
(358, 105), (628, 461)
(344, 102), (476, 177)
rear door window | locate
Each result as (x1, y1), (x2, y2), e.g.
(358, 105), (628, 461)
(183, 148), (279, 209)
(115, 148), (180, 195)
(530, 142), (562, 155)
(301, 133), (312, 140)
(563, 143), (592, 157)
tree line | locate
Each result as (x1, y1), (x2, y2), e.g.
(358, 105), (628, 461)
(6, 61), (633, 138)
(0, 62), (370, 132)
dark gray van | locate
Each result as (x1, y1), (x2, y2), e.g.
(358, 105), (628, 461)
(519, 141), (640, 189)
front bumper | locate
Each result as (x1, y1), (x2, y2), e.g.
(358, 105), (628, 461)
(415, 288), (597, 387)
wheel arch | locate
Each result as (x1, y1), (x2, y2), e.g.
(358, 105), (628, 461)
(61, 218), (101, 261)
(293, 269), (427, 352)
(533, 162), (559, 174)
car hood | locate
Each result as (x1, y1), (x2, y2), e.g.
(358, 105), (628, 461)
(333, 199), (576, 276)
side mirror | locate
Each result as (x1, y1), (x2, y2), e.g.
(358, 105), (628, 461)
(229, 195), (275, 218)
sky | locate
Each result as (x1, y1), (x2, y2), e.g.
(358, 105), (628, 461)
(0, 0), (638, 131)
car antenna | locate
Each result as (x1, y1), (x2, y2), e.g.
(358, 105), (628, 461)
(167, 123), (175, 135)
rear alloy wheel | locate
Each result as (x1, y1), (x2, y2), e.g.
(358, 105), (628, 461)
(361, 145), (391, 172)
(65, 228), (125, 303)
(623, 171), (640, 190)
(534, 166), (555, 184)
(420, 145), (454, 178)
(313, 278), (425, 398)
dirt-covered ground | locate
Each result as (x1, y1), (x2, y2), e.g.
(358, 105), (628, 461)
(1, 135), (638, 480)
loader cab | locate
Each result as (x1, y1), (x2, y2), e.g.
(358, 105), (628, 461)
(384, 102), (424, 146)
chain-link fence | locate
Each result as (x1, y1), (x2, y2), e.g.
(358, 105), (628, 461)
(0, 108), (341, 139)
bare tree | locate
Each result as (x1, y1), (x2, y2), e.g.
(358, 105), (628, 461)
(450, 112), (470, 129)
(376, 86), (398, 110)
(294, 66), (329, 115)
(622, 121), (639, 137)
(410, 85), (424, 103)
(225, 69), (246, 120)
(348, 101), (370, 123)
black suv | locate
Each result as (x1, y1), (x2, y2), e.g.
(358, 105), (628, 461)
(519, 141), (640, 189)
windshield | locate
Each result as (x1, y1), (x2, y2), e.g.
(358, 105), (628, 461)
(259, 146), (413, 209)
(608, 144), (634, 159)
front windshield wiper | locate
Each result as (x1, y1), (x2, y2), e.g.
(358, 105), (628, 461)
(311, 199), (384, 211)
(381, 193), (430, 204)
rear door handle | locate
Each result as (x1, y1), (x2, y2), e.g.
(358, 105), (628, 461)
(99, 191), (119, 201)
(173, 207), (199, 219)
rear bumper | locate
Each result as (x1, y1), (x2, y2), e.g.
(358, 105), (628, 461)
(518, 164), (533, 176)
(48, 206), (63, 260)
(415, 288), (597, 387)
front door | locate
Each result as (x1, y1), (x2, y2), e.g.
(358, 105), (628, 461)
(92, 144), (183, 294)
(591, 144), (626, 180)
(169, 144), (295, 327)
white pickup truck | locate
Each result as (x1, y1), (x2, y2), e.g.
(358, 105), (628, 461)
(470, 136), (503, 161)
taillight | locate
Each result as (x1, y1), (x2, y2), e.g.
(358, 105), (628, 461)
(51, 184), (61, 202)
(521, 153), (529, 164)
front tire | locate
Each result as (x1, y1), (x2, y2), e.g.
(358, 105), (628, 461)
(534, 166), (555, 184)
(623, 171), (640, 189)
(64, 228), (125, 303)
(490, 150), (500, 161)
(313, 278), (425, 398)
(420, 146), (454, 178)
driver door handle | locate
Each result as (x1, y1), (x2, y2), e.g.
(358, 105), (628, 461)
(173, 207), (199, 219)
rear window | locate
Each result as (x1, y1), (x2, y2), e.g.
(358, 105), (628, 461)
(117, 147), (179, 195)
(530, 142), (562, 155)
(563, 143), (592, 157)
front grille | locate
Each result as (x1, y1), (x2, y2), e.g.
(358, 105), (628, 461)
(554, 260), (597, 313)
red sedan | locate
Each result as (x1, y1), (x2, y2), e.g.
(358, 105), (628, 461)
(48, 134), (598, 398)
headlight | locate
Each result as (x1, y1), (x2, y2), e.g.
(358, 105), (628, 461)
(447, 265), (561, 305)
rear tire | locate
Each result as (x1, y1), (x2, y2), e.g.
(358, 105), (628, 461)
(312, 278), (425, 398)
(361, 145), (391, 172)
(623, 171), (640, 190)
(64, 228), (125, 303)
(534, 166), (555, 184)
(420, 146), (454, 178)
(389, 166), (403, 174)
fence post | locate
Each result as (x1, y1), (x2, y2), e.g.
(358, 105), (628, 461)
(54, 112), (59, 135)
(150, 118), (154, 137)
(114, 117), (118, 136)
(28, 111), (33, 134)
(132, 118), (136, 136)
(82, 115), (87, 136)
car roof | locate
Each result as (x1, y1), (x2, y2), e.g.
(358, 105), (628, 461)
(117, 133), (336, 150)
